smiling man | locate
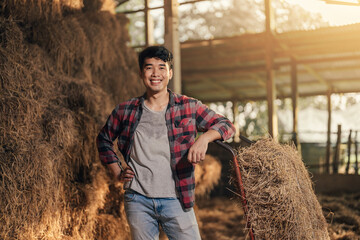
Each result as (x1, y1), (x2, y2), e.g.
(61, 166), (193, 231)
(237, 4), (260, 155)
(96, 46), (235, 240)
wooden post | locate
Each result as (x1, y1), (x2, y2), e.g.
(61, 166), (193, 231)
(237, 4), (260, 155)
(355, 131), (359, 175)
(333, 124), (341, 174)
(144, 0), (154, 46)
(233, 101), (240, 143)
(164, 0), (181, 94)
(346, 130), (352, 174)
(291, 57), (300, 151)
(325, 90), (332, 174)
(265, 0), (278, 139)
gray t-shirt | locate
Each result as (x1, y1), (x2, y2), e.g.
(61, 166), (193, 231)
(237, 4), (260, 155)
(126, 102), (177, 198)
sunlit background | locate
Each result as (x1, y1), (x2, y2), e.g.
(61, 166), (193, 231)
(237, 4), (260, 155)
(117, 0), (360, 174)
(289, 0), (360, 25)
(117, 0), (360, 45)
(1, 1), (360, 239)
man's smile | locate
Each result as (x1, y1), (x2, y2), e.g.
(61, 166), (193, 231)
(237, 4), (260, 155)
(150, 79), (162, 84)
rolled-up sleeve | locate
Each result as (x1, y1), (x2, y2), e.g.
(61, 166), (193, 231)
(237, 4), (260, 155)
(96, 105), (122, 165)
(195, 101), (235, 141)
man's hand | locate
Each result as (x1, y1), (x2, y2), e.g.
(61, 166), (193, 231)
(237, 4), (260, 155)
(187, 136), (208, 164)
(118, 167), (135, 182)
(107, 163), (135, 182)
(188, 130), (221, 164)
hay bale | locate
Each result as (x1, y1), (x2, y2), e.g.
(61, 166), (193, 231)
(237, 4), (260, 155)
(195, 154), (222, 197)
(235, 138), (329, 239)
(83, 0), (116, 13)
(1, 0), (83, 23)
(0, 1), (143, 239)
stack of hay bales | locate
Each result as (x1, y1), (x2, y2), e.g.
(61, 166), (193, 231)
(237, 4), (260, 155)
(0, 0), (143, 239)
(235, 138), (330, 239)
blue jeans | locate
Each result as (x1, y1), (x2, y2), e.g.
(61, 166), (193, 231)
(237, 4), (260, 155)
(124, 190), (201, 240)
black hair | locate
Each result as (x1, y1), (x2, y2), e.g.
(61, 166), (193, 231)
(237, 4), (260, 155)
(138, 46), (173, 70)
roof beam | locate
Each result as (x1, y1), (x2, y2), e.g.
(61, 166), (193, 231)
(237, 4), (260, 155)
(322, 0), (360, 6)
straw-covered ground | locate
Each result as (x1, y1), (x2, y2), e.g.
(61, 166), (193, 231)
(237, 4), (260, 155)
(197, 193), (360, 240)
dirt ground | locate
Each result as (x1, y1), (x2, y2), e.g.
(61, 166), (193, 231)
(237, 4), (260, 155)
(197, 197), (247, 240)
(196, 193), (360, 240)
(319, 193), (360, 240)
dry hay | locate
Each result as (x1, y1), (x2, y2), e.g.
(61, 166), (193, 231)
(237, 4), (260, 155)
(235, 138), (330, 240)
(195, 154), (222, 197)
(1, 0), (116, 22)
(319, 193), (360, 240)
(0, 1), (143, 239)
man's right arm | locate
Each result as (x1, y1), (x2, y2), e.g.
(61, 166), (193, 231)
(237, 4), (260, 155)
(96, 105), (135, 182)
(96, 105), (124, 181)
(107, 162), (122, 180)
(96, 105), (122, 165)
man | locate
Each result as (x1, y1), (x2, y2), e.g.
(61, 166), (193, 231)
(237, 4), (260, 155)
(97, 46), (235, 240)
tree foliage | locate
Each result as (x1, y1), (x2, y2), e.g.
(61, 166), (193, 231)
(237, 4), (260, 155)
(178, 0), (328, 41)
(117, 0), (329, 44)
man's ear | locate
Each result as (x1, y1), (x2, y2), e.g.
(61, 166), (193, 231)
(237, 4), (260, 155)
(169, 68), (173, 80)
(139, 69), (144, 78)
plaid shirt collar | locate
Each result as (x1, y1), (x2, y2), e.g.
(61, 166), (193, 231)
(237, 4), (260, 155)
(135, 89), (181, 107)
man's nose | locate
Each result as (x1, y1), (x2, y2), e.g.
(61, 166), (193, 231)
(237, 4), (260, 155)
(151, 68), (159, 76)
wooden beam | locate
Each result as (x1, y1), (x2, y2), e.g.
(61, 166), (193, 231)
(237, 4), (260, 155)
(326, 90), (332, 174)
(182, 65), (267, 79)
(251, 73), (267, 88)
(275, 42), (360, 58)
(144, 0), (154, 46)
(301, 64), (329, 86)
(265, 0), (278, 139)
(275, 63), (360, 77)
(179, 0), (212, 5)
(291, 58), (300, 150)
(183, 78), (249, 98)
(323, 0), (360, 6)
(233, 101), (240, 143)
(181, 51), (360, 72)
(183, 43), (360, 63)
(183, 76), (360, 96)
(164, 0), (181, 94)
(184, 87), (360, 103)
(180, 33), (360, 61)
(294, 54), (360, 65)
(182, 63), (360, 85)
(334, 124), (342, 173)
(355, 131), (359, 175)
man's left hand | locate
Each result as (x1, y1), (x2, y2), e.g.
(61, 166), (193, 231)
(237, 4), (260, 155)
(187, 137), (208, 164)
(187, 130), (221, 164)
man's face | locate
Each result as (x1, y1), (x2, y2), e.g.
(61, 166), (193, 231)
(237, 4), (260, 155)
(141, 57), (173, 95)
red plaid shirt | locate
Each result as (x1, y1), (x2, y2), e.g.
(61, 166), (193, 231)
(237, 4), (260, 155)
(97, 89), (235, 209)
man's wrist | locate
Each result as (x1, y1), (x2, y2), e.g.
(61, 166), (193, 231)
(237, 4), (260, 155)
(200, 129), (221, 143)
(117, 171), (122, 181)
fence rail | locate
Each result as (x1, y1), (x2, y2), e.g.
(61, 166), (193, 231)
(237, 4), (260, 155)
(279, 127), (359, 175)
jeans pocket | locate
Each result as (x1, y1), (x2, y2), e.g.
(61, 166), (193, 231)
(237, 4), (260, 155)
(124, 191), (137, 202)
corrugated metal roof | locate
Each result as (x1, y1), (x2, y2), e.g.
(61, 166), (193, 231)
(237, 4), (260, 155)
(181, 23), (360, 102)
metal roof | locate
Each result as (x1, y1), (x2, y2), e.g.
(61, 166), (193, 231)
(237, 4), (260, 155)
(180, 23), (360, 102)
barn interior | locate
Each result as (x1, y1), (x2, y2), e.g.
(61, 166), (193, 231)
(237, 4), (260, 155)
(1, 0), (360, 239)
